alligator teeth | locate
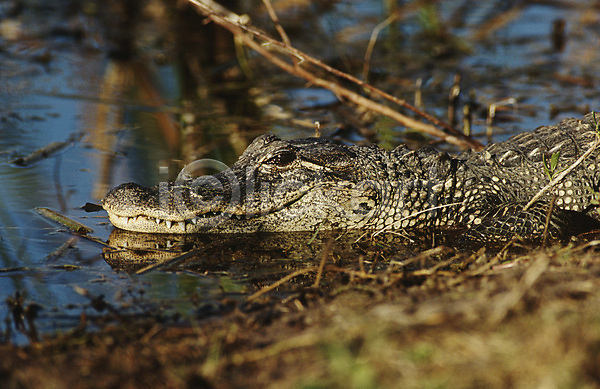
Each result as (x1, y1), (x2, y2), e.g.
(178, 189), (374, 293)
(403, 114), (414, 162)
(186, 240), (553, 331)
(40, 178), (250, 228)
(116, 216), (131, 225)
(165, 220), (172, 229)
(155, 218), (161, 224)
(191, 217), (199, 225)
(178, 221), (185, 231)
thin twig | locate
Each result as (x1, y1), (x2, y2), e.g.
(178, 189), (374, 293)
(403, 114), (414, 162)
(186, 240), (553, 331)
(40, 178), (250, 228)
(247, 267), (316, 302)
(541, 195), (557, 247)
(313, 239), (332, 288)
(363, 11), (400, 82)
(487, 254), (549, 326)
(229, 332), (320, 365)
(358, 255), (366, 274)
(35, 207), (93, 234)
(523, 136), (599, 211)
(325, 265), (379, 280)
(387, 246), (450, 273)
(261, 0), (292, 55)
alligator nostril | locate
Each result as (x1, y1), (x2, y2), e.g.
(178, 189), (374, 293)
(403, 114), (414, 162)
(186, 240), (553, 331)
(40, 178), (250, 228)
(260, 134), (281, 145)
(102, 183), (147, 210)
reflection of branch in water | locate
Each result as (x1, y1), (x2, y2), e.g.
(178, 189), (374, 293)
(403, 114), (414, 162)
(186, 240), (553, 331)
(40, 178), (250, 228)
(53, 155), (66, 213)
(86, 61), (128, 201)
(87, 59), (179, 200)
(43, 236), (80, 263)
(6, 292), (42, 344)
(472, 4), (524, 41)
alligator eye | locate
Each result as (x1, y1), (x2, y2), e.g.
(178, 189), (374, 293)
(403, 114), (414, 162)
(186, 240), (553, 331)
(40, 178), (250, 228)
(264, 149), (297, 167)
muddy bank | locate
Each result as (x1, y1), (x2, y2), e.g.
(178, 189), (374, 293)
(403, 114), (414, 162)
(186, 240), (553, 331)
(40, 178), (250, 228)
(3, 241), (600, 388)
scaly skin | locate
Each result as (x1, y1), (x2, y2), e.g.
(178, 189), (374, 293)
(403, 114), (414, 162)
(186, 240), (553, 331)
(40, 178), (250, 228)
(102, 113), (600, 240)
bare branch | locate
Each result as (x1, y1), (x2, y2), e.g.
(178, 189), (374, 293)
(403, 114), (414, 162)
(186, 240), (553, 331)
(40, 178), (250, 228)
(261, 0), (292, 49)
(187, 0), (484, 150)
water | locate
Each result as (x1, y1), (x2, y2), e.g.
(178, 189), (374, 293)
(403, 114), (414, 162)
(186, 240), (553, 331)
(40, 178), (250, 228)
(0, 0), (599, 343)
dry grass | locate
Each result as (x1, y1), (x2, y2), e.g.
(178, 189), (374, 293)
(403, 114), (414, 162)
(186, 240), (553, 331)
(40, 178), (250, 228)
(4, 239), (600, 388)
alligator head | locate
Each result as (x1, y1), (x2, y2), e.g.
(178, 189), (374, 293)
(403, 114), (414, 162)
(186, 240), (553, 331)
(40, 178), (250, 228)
(102, 134), (386, 233)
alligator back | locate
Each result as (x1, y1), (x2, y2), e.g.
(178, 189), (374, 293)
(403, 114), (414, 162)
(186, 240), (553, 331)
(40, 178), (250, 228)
(454, 113), (600, 240)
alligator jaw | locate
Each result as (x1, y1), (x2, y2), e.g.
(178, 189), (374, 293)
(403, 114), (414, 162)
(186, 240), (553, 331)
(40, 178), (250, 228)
(103, 189), (309, 234)
(101, 177), (314, 234)
(105, 211), (241, 233)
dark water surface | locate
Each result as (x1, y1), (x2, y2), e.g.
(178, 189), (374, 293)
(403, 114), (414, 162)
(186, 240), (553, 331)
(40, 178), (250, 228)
(1, 0), (599, 342)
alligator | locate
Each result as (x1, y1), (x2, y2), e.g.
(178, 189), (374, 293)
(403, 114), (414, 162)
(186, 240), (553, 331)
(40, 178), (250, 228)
(102, 112), (600, 241)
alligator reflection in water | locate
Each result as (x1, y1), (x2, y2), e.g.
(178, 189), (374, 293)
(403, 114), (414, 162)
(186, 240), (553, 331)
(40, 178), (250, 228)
(102, 229), (392, 279)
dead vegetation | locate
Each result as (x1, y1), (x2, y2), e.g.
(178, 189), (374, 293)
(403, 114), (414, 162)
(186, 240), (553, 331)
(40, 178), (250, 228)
(4, 239), (600, 388)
